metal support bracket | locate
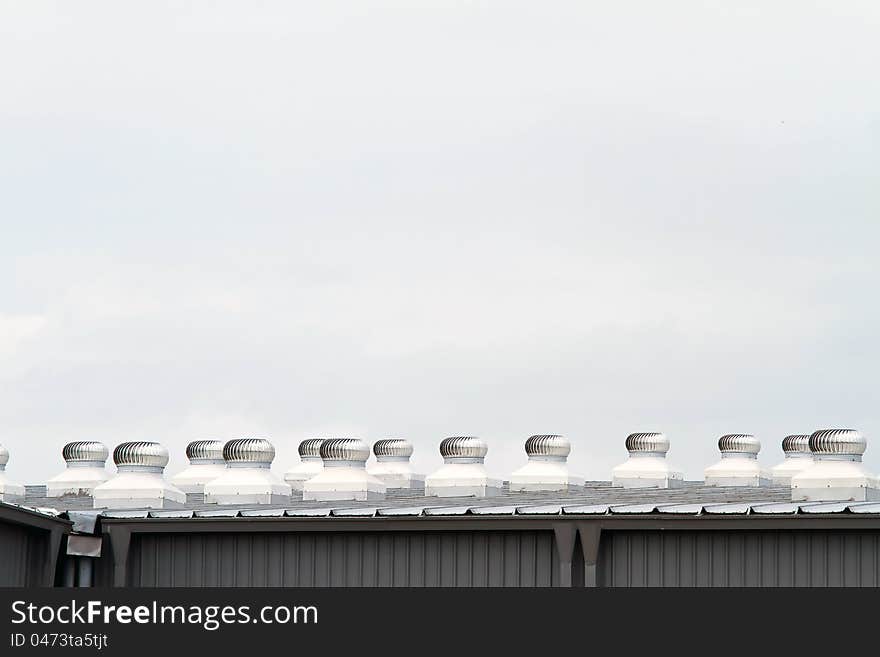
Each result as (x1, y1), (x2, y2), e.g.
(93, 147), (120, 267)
(576, 522), (602, 587)
(553, 523), (578, 587)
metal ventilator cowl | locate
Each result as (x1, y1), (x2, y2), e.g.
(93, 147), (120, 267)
(718, 434), (761, 455)
(781, 434), (811, 456)
(439, 436), (488, 460)
(625, 432), (670, 455)
(524, 435), (571, 459)
(320, 438), (370, 464)
(809, 428), (866, 458)
(62, 441), (109, 464)
(223, 438), (275, 465)
(298, 438), (325, 460)
(186, 440), (224, 462)
(113, 442), (170, 469)
(0, 443), (10, 469)
(373, 439), (413, 460)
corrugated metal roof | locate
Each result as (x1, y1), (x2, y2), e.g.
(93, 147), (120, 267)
(609, 504), (658, 514)
(377, 506), (437, 516)
(702, 502), (753, 514)
(285, 508), (332, 517)
(468, 505), (518, 515)
(194, 508), (240, 518)
(101, 510), (150, 519)
(516, 504), (562, 515)
(750, 502), (800, 514)
(239, 508), (285, 517)
(656, 503), (704, 514)
(562, 504), (610, 515)
(20, 479), (880, 523)
(330, 507), (378, 517)
(1, 500), (62, 518)
(849, 503), (880, 514)
(424, 506), (471, 516)
(149, 510), (195, 519)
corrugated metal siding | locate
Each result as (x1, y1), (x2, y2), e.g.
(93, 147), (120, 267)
(598, 530), (880, 587)
(0, 522), (46, 586)
(126, 531), (559, 587)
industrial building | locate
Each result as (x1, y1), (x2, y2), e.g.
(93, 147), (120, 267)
(1, 430), (879, 587)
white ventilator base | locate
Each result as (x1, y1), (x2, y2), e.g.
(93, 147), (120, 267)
(425, 462), (502, 498)
(770, 456), (813, 486)
(611, 455), (683, 489)
(0, 471), (25, 504)
(791, 459), (880, 502)
(302, 465), (387, 501)
(170, 461), (227, 494)
(704, 456), (770, 487)
(508, 460), (584, 492)
(283, 459), (323, 492)
(46, 461), (113, 497)
(203, 466), (292, 505)
(46, 465), (111, 497)
(368, 460), (425, 490)
(92, 471), (186, 509)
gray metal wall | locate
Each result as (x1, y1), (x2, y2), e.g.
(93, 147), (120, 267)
(0, 522), (50, 586)
(95, 526), (880, 587)
(121, 531), (560, 587)
(598, 530), (880, 587)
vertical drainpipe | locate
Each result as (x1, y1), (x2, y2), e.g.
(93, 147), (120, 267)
(64, 533), (103, 587)
(76, 557), (94, 587)
(62, 557), (76, 587)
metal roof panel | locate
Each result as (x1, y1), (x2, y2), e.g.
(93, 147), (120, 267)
(194, 509), (241, 518)
(750, 502), (800, 514)
(330, 507), (378, 517)
(702, 503), (752, 515)
(799, 502), (852, 514)
(149, 510), (195, 518)
(515, 504), (563, 515)
(468, 505), (517, 515)
(656, 503), (704, 514)
(610, 504), (658, 514)
(846, 502), (880, 514)
(101, 510), (151, 519)
(285, 508), (332, 517)
(376, 506), (428, 517)
(423, 506), (471, 516)
(562, 504), (609, 515)
(239, 508), (286, 517)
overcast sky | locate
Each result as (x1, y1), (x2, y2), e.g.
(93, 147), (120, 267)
(1, 1), (878, 485)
